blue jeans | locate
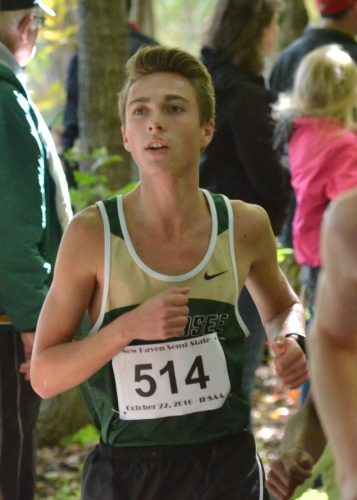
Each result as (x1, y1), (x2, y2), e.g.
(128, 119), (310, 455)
(299, 266), (320, 403)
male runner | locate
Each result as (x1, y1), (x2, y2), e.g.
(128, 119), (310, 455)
(31, 46), (308, 499)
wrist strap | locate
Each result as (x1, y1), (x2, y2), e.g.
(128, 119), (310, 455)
(285, 333), (307, 355)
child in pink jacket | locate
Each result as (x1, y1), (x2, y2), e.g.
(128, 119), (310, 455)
(275, 44), (357, 308)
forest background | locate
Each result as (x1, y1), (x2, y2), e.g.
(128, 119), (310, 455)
(29, 0), (319, 195)
(29, 0), (319, 124)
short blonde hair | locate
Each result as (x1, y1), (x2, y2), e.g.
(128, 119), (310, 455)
(275, 44), (357, 129)
(118, 46), (215, 126)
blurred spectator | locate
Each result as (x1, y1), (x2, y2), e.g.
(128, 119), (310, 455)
(270, 0), (357, 248)
(200, 0), (289, 235)
(274, 44), (357, 315)
(270, 0), (357, 97)
(0, 1), (72, 498)
(199, 0), (290, 405)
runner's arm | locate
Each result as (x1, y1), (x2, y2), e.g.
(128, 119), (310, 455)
(232, 202), (308, 388)
(31, 206), (189, 399)
(309, 191), (357, 499)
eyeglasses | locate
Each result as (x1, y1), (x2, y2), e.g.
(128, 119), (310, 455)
(31, 13), (46, 29)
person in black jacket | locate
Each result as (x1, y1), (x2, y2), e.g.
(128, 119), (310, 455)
(200, 0), (289, 405)
(200, 0), (289, 236)
(270, 0), (357, 98)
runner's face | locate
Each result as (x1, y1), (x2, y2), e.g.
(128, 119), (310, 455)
(121, 72), (213, 174)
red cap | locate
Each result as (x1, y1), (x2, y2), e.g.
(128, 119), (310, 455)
(317, 0), (354, 15)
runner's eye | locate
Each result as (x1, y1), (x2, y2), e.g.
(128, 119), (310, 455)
(132, 106), (146, 116)
(167, 105), (184, 114)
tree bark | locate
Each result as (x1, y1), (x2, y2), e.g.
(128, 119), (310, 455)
(278, 0), (309, 50)
(37, 388), (91, 446)
(77, 0), (131, 189)
(37, 0), (133, 447)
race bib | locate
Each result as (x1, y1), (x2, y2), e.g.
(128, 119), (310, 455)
(112, 332), (231, 420)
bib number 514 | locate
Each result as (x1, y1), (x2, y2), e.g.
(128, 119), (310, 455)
(135, 356), (210, 397)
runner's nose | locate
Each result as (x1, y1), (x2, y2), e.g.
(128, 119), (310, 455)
(148, 110), (165, 132)
(148, 121), (164, 132)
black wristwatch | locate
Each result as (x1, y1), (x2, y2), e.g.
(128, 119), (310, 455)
(285, 333), (307, 355)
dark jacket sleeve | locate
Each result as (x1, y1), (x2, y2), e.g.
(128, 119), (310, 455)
(61, 53), (79, 151)
(0, 83), (51, 331)
(269, 53), (298, 98)
(230, 79), (289, 204)
(269, 58), (287, 98)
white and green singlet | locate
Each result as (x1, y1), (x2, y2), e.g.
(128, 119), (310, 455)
(79, 190), (252, 447)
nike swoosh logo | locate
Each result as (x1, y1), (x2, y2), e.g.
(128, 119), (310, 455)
(204, 270), (228, 280)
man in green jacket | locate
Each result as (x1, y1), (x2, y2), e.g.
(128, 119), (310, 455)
(0, 1), (72, 498)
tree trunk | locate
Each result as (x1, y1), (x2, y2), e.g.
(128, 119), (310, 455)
(77, 0), (131, 189)
(37, 1), (133, 447)
(278, 0), (308, 50)
(37, 388), (91, 446)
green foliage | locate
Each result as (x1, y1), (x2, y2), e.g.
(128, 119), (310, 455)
(304, 0), (320, 22)
(295, 491), (328, 500)
(277, 247), (301, 295)
(277, 246), (294, 264)
(69, 171), (116, 212)
(51, 479), (81, 499)
(51, 424), (99, 498)
(154, 0), (216, 55)
(27, 0), (77, 122)
(66, 146), (123, 171)
(60, 424), (99, 447)
(277, 247), (313, 320)
(66, 147), (138, 212)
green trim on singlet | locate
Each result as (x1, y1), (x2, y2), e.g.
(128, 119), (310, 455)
(101, 190), (228, 240)
(209, 191), (230, 236)
(102, 197), (124, 239)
